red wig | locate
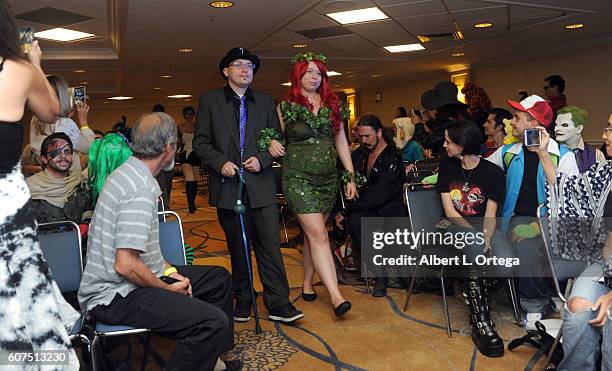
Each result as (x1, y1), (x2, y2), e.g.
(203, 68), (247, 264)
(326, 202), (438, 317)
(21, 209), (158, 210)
(284, 60), (342, 133)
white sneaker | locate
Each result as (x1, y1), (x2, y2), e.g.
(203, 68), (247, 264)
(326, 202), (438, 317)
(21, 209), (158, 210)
(551, 297), (563, 313)
(522, 312), (544, 331)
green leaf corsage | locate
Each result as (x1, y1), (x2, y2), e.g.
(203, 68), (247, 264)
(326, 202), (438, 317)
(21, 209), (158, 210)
(257, 128), (285, 152)
(341, 171), (366, 189)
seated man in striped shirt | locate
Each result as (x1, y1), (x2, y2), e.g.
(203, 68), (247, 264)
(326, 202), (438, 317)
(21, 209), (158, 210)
(78, 112), (239, 371)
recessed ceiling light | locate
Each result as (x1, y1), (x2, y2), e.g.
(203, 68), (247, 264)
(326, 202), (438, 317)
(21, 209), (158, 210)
(474, 22), (493, 28)
(327, 71), (342, 76)
(167, 94), (193, 99)
(160, 75), (173, 78)
(383, 43), (425, 53)
(281, 82), (292, 86)
(79, 81), (89, 85)
(107, 96), (133, 100)
(153, 87), (162, 90)
(34, 28), (95, 42)
(565, 23), (584, 29)
(73, 69), (86, 73)
(326, 7), (388, 25)
(370, 74), (382, 78)
(178, 48), (194, 53)
(209, 1), (234, 8)
(452, 52), (465, 57)
(292, 43), (308, 48)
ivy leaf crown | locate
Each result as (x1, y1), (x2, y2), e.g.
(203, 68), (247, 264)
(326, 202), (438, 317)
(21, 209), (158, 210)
(291, 52), (328, 65)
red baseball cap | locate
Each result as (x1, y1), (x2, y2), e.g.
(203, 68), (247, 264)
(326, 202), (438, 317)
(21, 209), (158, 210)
(507, 95), (553, 128)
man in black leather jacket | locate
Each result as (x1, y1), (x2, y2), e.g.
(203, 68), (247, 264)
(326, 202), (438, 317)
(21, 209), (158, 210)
(337, 115), (406, 296)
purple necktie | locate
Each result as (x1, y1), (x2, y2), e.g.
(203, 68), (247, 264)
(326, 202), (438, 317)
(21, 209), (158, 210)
(239, 95), (247, 178)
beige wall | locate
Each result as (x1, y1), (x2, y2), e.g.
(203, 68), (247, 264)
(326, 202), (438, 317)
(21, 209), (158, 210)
(86, 104), (188, 133)
(358, 44), (612, 141)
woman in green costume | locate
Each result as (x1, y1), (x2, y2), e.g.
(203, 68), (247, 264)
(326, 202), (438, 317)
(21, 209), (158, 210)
(267, 53), (356, 317)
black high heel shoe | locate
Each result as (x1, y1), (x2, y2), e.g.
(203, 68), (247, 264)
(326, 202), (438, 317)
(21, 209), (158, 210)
(334, 301), (352, 317)
(301, 288), (317, 302)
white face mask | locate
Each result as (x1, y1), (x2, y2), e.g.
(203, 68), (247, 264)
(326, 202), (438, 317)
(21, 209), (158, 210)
(554, 112), (582, 144)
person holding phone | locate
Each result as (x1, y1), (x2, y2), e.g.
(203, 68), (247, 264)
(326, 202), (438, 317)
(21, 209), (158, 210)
(29, 76), (94, 172)
(486, 94), (581, 330)
(0, 2), (79, 367)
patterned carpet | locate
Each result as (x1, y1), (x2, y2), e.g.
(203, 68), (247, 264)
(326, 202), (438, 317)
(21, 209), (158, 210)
(116, 177), (549, 371)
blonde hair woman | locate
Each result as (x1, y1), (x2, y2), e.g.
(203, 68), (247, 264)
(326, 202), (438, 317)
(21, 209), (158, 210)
(29, 75), (94, 172)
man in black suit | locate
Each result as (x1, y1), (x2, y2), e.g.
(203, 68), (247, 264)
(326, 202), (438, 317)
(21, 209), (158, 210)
(194, 47), (303, 323)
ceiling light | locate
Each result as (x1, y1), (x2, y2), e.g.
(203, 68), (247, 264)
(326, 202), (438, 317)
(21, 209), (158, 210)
(79, 81), (89, 85)
(160, 75), (172, 78)
(452, 31), (464, 40)
(34, 28), (95, 42)
(384, 44), (425, 53)
(167, 94), (193, 99)
(281, 82), (292, 86)
(292, 43), (308, 48)
(209, 1), (234, 8)
(107, 96), (133, 100)
(565, 23), (584, 29)
(153, 87), (162, 90)
(474, 22), (493, 28)
(452, 52), (465, 57)
(178, 48), (194, 53)
(417, 36), (431, 43)
(326, 7), (388, 25)
(370, 74), (382, 78)
(327, 71), (342, 76)
(73, 69), (86, 73)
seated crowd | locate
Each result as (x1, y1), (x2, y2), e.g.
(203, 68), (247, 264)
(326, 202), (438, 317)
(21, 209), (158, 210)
(22, 69), (611, 369)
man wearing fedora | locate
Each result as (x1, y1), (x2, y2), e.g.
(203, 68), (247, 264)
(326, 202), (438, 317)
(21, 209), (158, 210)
(413, 81), (471, 156)
(194, 47), (304, 323)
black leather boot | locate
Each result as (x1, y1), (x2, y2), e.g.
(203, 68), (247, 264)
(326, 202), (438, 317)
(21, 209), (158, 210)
(466, 273), (504, 357)
(372, 277), (387, 297)
(186, 181), (197, 213)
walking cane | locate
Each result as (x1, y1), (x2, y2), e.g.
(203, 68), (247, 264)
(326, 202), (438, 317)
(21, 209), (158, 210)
(234, 170), (262, 334)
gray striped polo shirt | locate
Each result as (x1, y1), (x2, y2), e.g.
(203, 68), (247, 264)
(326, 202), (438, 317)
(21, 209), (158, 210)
(78, 156), (165, 312)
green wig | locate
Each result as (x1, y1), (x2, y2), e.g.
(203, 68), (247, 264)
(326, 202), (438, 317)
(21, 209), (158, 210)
(557, 106), (588, 128)
(88, 133), (133, 204)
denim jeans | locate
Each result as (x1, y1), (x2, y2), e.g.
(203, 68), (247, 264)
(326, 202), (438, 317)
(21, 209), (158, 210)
(559, 263), (612, 371)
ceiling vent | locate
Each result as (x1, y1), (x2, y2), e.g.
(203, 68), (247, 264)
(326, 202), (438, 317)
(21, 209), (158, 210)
(16, 7), (94, 27)
(417, 31), (464, 43)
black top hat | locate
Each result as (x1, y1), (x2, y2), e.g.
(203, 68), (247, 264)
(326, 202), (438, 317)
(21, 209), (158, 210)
(218, 47), (260, 78)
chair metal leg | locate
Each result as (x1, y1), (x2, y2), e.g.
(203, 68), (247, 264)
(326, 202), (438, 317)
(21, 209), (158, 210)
(363, 261), (370, 294)
(403, 265), (419, 311)
(90, 335), (100, 371)
(544, 325), (563, 370)
(507, 277), (521, 323)
(440, 267), (452, 338)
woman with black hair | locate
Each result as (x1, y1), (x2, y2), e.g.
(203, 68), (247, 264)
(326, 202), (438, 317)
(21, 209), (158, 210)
(0, 1), (78, 367)
(436, 120), (515, 357)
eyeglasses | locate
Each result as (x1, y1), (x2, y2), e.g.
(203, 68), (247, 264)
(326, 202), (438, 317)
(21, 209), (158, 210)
(604, 127), (612, 135)
(229, 61), (256, 70)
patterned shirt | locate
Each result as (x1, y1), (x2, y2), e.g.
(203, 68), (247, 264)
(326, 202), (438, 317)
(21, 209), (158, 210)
(78, 156), (165, 312)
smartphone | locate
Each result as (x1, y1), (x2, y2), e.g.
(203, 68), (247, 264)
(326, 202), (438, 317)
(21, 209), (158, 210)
(412, 109), (422, 118)
(524, 128), (541, 147)
(160, 275), (180, 285)
(18, 26), (35, 55)
(69, 86), (86, 108)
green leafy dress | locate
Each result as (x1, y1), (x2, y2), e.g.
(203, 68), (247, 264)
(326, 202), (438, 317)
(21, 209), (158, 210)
(280, 101), (339, 214)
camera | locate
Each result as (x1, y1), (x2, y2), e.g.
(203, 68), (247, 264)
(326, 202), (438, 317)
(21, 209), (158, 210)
(524, 128), (541, 147)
